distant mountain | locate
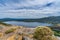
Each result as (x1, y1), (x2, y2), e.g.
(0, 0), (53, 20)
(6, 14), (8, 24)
(0, 16), (60, 23)
(38, 16), (60, 23)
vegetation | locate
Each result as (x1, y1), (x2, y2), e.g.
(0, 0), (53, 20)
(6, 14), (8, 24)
(50, 27), (60, 37)
(0, 33), (3, 38)
(7, 34), (16, 40)
(0, 26), (3, 29)
(5, 28), (16, 34)
(33, 26), (57, 40)
(53, 30), (60, 37)
(0, 16), (60, 23)
(0, 22), (11, 26)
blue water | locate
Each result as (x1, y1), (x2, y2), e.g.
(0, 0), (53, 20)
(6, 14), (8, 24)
(4, 21), (52, 28)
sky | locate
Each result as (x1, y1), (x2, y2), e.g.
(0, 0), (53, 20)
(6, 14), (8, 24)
(0, 0), (60, 18)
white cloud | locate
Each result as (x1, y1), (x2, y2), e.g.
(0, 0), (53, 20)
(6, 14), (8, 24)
(0, 0), (60, 18)
(0, 9), (60, 18)
(0, 0), (54, 9)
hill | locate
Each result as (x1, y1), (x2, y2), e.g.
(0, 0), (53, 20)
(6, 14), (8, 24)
(0, 16), (60, 24)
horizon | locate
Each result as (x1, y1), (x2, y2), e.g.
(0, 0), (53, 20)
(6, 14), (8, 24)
(0, 16), (60, 19)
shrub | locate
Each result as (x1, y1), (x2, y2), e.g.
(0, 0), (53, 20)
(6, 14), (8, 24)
(5, 28), (16, 34)
(33, 26), (57, 40)
(41, 36), (57, 40)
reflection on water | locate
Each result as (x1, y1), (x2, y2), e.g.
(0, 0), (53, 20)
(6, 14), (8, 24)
(4, 21), (52, 28)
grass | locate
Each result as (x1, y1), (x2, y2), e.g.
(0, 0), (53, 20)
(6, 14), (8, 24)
(0, 33), (3, 38)
(0, 22), (12, 26)
(5, 28), (16, 34)
(50, 27), (60, 37)
(53, 30), (60, 37)
(7, 34), (16, 40)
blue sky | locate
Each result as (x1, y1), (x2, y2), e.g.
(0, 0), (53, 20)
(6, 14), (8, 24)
(0, 0), (60, 18)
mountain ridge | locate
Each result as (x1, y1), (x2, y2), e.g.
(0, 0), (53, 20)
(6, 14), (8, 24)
(0, 16), (60, 23)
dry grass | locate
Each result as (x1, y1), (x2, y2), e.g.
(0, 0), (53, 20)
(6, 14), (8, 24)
(7, 34), (16, 40)
(18, 35), (22, 40)
(0, 33), (3, 38)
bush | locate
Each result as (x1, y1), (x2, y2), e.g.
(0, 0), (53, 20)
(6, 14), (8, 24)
(33, 26), (57, 40)
(54, 30), (60, 37)
(5, 28), (16, 34)
(41, 36), (57, 40)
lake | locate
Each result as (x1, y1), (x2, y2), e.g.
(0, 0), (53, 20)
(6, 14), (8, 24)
(4, 21), (53, 28)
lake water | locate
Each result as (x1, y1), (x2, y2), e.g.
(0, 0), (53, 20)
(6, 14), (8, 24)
(4, 21), (52, 28)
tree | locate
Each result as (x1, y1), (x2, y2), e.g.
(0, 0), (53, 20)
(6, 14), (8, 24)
(33, 26), (57, 40)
